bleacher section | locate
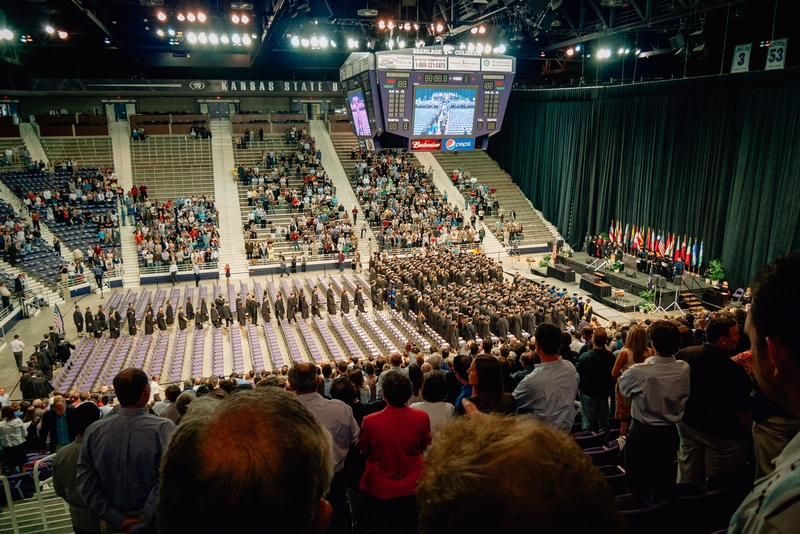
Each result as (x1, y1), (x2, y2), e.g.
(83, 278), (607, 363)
(39, 137), (113, 168)
(433, 150), (556, 245)
(0, 137), (27, 169)
(231, 135), (291, 166)
(130, 136), (214, 198)
(330, 132), (359, 167)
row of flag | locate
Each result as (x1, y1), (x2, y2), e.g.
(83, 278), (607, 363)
(609, 220), (704, 267)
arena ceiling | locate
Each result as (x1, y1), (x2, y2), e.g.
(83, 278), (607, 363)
(0, 0), (792, 86)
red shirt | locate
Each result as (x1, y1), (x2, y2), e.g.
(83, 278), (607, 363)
(357, 405), (431, 499)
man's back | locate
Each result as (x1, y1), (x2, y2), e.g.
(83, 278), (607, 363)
(297, 392), (359, 473)
(514, 358), (579, 431)
(576, 348), (616, 398)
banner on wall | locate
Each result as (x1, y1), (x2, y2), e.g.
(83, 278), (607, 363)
(765, 38), (788, 70)
(730, 43), (752, 73)
(0, 78), (341, 94)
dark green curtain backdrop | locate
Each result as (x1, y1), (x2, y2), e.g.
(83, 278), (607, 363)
(488, 68), (800, 288)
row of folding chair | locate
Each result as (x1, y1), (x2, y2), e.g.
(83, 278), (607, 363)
(373, 311), (408, 353)
(246, 324), (265, 371)
(211, 327), (224, 376)
(387, 308), (431, 352)
(313, 316), (344, 362)
(191, 328), (205, 378)
(359, 314), (398, 356)
(279, 317), (303, 364)
(147, 332), (170, 377)
(229, 322), (245, 374)
(263, 321), (286, 369)
(342, 313), (380, 360)
(296, 318), (324, 363)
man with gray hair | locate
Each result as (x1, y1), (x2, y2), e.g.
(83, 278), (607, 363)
(158, 388), (334, 532)
(376, 352), (407, 400)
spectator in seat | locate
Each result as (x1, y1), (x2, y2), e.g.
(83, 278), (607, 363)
(158, 388), (334, 533)
(576, 328), (616, 432)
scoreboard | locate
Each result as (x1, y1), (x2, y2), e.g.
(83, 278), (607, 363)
(339, 46), (515, 151)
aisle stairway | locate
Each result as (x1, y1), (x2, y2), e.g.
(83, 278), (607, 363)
(19, 123), (48, 165)
(109, 121), (134, 193)
(209, 120), (248, 278)
(433, 151), (558, 246)
(329, 132), (358, 174)
(0, 483), (73, 534)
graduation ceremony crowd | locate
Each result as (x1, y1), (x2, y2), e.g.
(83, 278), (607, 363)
(2, 250), (800, 534)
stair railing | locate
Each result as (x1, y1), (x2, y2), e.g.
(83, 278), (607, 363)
(34, 453), (59, 528)
(0, 474), (20, 534)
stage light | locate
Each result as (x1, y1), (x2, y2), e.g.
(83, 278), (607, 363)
(231, 14), (240, 23)
(310, 36), (319, 47)
(242, 15), (250, 23)
(177, 13), (186, 21)
(566, 48), (574, 56)
(187, 13), (196, 22)
(478, 26), (486, 34)
(387, 38), (394, 50)
(168, 29), (175, 36)
(45, 25), (55, 34)
(319, 36), (328, 47)
(436, 23), (444, 33)
(156, 29), (164, 36)
(187, 32), (197, 43)
(635, 48), (641, 55)
(157, 12), (167, 21)
(387, 21), (395, 30)
(625, 48), (630, 54)
(291, 36), (300, 46)
(347, 38), (357, 48)
(331, 40), (336, 47)
(460, 43), (466, 49)
(476, 43), (484, 53)
(300, 38), (309, 47)
(471, 27), (478, 34)
(575, 44), (581, 51)
(468, 43), (475, 51)
(597, 48), (611, 58)
(198, 32), (208, 43)
(242, 35), (251, 45)
(58, 30), (68, 39)
(398, 39), (406, 48)
(413, 23), (419, 30)
(485, 43), (491, 50)
(221, 34), (230, 43)
(378, 20), (385, 29)
(618, 47), (624, 55)
(494, 44), (506, 53)
(209, 33), (219, 44)
(197, 13), (206, 22)
(403, 23), (411, 31)
(1, 29), (13, 40)
(232, 33), (241, 44)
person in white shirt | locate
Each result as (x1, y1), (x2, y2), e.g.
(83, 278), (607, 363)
(0, 387), (10, 407)
(10, 335), (25, 372)
(410, 371), (454, 434)
(149, 375), (164, 403)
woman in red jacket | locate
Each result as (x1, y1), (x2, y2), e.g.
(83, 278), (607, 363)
(357, 372), (431, 534)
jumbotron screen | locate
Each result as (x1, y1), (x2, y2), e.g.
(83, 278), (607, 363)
(348, 89), (372, 137)
(412, 86), (477, 136)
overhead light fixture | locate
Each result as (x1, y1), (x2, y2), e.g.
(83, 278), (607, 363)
(168, 29), (175, 36)
(220, 34), (230, 43)
(413, 23), (419, 30)
(232, 33), (242, 44)
(157, 12), (167, 21)
(187, 32), (197, 43)
(436, 23), (444, 33)
(378, 20), (385, 29)
(398, 39), (406, 48)
(232, 14), (240, 23)
(187, 13), (196, 22)
(347, 38), (357, 48)
(387, 38), (394, 50)
(493, 44), (506, 53)
(301, 37), (310, 47)
(1, 29), (14, 40)
(331, 40), (336, 47)
(566, 47), (574, 56)
(45, 25), (54, 34)
(403, 23), (411, 31)
(319, 36), (328, 47)
(310, 36), (319, 47)
(242, 35), (251, 45)
(197, 13), (206, 22)
(479, 26), (486, 34)
(156, 29), (164, 36)
(241, 15), (250, 24)
(476, 43), (484, 53)
(198, 32), (208, 43)
(460, 43), (466, 49)
(618, 47), (624, 55)
(387, 21), (395, 30)
(209, 33), (219, 44)
(468, 43), (475, 51)
(291, 35), (300, 46)
(57, 30), (68, 40)
(575, 44), (581, 51)
(177, 13), (186, 21)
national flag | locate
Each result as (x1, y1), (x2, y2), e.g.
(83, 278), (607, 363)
(666, 233), (674, 256)
(680, 235), (687, 262)
(686, 237), (693, 266)
(616, 221), (622, 244)
(698, 240), (703, 267)
(646, 228), (652, 251)
(624, 223), (630, 246)
(673, 235), (681, 261)
(630, 226), (637, 249)
(657, 232), (666, 255)
(54, 303), (64, 334)
(637, 227), (644, 249)
(610, 220), (615, 239)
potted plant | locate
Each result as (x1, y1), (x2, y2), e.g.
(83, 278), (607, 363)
(706, 259), (725, 287)
(608, 260), (622, 272)
(637, 289), (656, 313)
(560, 244), (574, 258)
(539, 254), (552, 268)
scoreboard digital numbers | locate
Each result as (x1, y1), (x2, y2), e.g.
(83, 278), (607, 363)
(340, 46), (515, 151)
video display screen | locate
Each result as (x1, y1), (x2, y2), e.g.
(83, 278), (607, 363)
(412, 86), (477, 136)
(348, 89), (372, 137)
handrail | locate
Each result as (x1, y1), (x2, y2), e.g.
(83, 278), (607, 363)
(0, 475), (21, 534)
(34, 453), (58, 528)
(138, 262), (219, 275)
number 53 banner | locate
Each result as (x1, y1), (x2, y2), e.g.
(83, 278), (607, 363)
(766, 38), (788, 70)
(731, 43), (752, 73)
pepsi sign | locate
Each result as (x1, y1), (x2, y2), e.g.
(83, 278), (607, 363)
(443, 138), (475, 151)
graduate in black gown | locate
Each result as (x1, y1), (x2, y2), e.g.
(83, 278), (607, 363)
(108, 314), (120, 342)
(261, 298), (271, 323)
(166, 301), (175, 328)
(157, 307), (167, 331)
(93, 314), (103, 341)
(274, 294), (285, 322)
(127, 304), (137, 335)
(144, 310), (155, 335)
(85, 307), (95, 336)
(73, 306), (84, 335)
(186, 298), (195, 321)
(211, 306), (221, 328)
(178, 308), (188, 331)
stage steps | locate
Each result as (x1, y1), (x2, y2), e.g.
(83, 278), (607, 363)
(679, 291), (705, 313)
(432, 150), (557, 245)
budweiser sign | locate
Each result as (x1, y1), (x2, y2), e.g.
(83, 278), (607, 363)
(410, 139), (442, 151)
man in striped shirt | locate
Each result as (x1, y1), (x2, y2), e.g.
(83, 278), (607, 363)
(619, 320), (690, 497)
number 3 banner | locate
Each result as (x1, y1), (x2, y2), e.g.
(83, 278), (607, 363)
(766, 38), (788, 70)
(731, 43), (752, 73)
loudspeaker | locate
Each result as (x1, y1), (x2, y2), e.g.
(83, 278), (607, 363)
(690, 30), (709, 59)
(586, 258), (594, 264)
(625, 272), (637, 278)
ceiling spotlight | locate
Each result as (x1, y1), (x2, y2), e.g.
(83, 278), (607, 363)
(387, 38), (394, 50)
(177, 13), (185, 21)
(635, 48), (641, 55)
(471, 27), (478, 34)
(187, 13), (196, 22)
(618, 47), (624, 55)
(198, 13), (206, 22)
(476, 43), (484, 53)
(387, 21), (395, 30)
(291, 35), (300, 46)
(168, 29), (175, 36)
(232, 33), (241, 44)
(575, 44), (581, 51)
(566, 48), (574, 56)
(478, 26), (486, 34)
(347, 38), (357, 48)
(242, 35), (251, 45)
(157, 12), (167, 21)
(220, 34), (230, 43)
(404, 23), (411, 31)
(301, 38), (310, 47)
(241, 15), (250, 24)
(625, 48), (630, 54)
(156, 29), (164, 36)
(413, 24), (419, 30)
(45, 25), (55, 34)
(436, 23), (444, 33)
(1, 29), (14, 40)
(398, 39), (406, 48)
(198, 32), (208, 43)
(310, 36), (319, 47)
(319, 36), (328, 47)
(231, 14), (240, 23)
(378, 20), (385, 29)
(187, 32), (197, 43)
(467, 43), (475, 51)
(494, 44), (506, 53)
(209, 33), (218, 44)
(331, 40), (336, 47)
(486, 43), (491, 50)
(57, 30), (68, 39)
(460, 43), (466, 49)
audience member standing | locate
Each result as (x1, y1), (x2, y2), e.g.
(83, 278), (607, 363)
(575, 328), (616, 432)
